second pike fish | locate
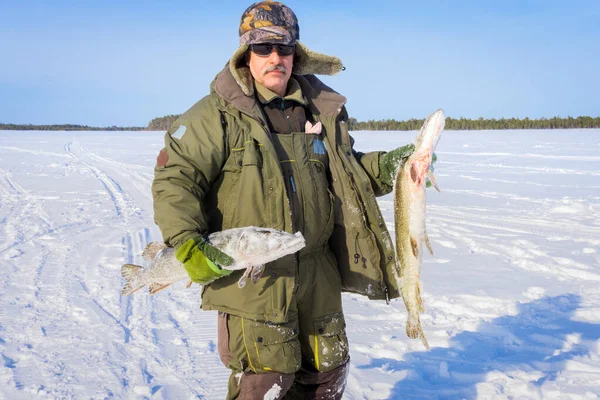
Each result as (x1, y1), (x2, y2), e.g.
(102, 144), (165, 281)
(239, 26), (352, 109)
(121, 227), (306, 295)
(394, 109), (445, 350)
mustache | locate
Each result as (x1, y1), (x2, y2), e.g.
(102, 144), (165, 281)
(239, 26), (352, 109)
(262, 64), (288, 75)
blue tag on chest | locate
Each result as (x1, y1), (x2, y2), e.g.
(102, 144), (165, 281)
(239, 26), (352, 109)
(313, 139), (327, 155)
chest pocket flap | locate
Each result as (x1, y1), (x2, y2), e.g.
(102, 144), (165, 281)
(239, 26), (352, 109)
(232, 140), (263, 169)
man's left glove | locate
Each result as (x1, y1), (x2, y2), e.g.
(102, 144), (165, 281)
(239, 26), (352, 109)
(380, 143), (415, 188)
(380, 144), (438, 188)
(175, 236), (235, 285)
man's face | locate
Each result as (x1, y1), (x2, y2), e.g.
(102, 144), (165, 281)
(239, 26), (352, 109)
(248, 44), (294, 97)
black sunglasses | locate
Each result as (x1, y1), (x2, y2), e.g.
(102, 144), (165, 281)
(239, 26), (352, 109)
(250, 43), (295, 57)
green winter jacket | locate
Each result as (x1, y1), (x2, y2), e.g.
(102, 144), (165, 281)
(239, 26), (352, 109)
(152, 50), (401, 323)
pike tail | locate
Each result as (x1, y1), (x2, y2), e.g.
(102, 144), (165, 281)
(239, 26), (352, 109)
(406, 317), (431, 350)
(404, 281), (430, 350)
(121, 264), (145, 295)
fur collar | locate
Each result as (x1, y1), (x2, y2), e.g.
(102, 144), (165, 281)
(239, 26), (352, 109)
(228, 41), (344, 97)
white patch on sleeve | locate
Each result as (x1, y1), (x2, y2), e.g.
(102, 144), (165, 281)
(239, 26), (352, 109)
(171, 125), (187, 139)
(263, 383), (282, 400)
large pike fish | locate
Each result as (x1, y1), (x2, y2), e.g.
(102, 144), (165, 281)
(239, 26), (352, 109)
(395, 109), (445, 350)
(121, 227), (306, 295)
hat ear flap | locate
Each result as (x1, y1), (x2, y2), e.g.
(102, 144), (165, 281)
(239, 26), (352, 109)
(292, 42), (344, 76)
(229, 44), (254, 96)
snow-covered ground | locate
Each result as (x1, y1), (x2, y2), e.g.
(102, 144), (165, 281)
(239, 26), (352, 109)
(1, 129), (599, 399)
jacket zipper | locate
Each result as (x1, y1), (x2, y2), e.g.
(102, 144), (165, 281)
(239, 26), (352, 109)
(254, 114), (296, 234)
(279, 99), (296, 133)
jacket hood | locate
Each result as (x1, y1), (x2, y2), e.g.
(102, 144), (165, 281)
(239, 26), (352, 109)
(211, 43), (346, 120)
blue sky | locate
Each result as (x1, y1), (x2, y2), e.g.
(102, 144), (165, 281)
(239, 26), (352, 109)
(1, 0), (599, 126)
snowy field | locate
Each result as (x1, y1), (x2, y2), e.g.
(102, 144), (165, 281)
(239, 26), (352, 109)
(1, 128), (599, 399)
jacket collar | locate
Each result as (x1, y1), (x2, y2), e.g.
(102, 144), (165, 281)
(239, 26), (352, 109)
(213, 66), (346, 119)
(294, 74), (347, 119)
(255, 78), (307, 106)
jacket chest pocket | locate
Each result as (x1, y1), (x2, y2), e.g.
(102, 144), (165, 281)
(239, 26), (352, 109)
(231, 140), (263, 169)
(306, 135), (330, 188)
(222, 139), (269, 229)
(307, 135), (329, 167)
(302, 134), (333, 246)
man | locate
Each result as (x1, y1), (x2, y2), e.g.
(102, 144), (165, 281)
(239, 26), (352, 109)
(152, 2), (416, 398)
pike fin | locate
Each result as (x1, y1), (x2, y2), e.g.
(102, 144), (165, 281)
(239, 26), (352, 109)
(417, 281), (426, 313)
(186, 279), (193, 288)
(250, 265), (265, 284)
(428, 171), (440, 192)
(410, 236), (419, 257)
(142, 242), (167, 261)
(149, 282), (170, 295)
(424, 232), (434, 256)
(121, 264), (145, 295)
(237, 267), (252, 289)
(420, 332), (431, 351)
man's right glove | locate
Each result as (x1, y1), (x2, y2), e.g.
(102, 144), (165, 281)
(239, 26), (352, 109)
(175, 236), (235, 285)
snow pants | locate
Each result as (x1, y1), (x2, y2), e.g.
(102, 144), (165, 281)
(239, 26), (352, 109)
(217, 250), (350, 399)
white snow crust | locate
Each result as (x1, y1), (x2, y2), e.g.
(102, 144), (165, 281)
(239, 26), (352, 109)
(1, 129), (599, 399)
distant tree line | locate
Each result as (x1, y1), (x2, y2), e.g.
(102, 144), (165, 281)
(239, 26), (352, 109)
(3, 115), (599, 132)
(347, 116), (600, 131)
(146, 115), (180, 131)
(0, 123), (145, 131)
(148, 114), (600, 132)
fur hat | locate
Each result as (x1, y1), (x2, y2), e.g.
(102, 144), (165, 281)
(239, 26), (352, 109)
(230, 1), (344, 96)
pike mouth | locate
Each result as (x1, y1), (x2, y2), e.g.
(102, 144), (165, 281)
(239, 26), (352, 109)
(288, 233), (306, 251)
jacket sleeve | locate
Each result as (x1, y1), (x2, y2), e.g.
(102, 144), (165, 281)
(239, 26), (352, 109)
(349, 135), (392, 197)
(151, 97), (227, 248)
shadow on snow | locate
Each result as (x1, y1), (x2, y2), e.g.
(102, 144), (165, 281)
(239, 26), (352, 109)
(358, 294), (599, 399)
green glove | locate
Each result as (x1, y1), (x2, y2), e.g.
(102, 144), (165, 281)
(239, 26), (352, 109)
(175, 236), (234, 284)
(380, 143), (415, 187)
(380, 144), (439, 189)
